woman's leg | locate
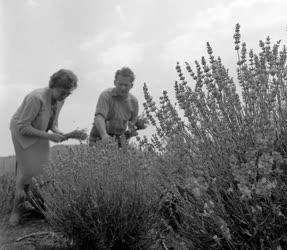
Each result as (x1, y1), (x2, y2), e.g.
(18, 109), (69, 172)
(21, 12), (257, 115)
(9, 174), (31, 226)
(9, 135), (50, 225)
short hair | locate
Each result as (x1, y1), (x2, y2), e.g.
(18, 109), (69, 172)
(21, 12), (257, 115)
(49, 69), (78, 90)
(114, 67), (135, 83)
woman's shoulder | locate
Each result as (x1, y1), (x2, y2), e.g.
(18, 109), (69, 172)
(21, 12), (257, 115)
(25, 87), (46, 97)
(24, 87), (49, 102)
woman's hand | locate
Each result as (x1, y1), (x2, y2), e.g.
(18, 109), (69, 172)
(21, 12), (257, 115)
(51, 128), (64, 135)
(48, 133), (66, 143)
(63, 129), (88, 140)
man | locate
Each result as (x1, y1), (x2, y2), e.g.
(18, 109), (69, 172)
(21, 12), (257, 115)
(89, 67), (139, 147)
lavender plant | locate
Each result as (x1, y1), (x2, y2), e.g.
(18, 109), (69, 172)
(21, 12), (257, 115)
(36, 143), (162, 250)
(142, 24), (287, 249)
(0, 173), (15, 224)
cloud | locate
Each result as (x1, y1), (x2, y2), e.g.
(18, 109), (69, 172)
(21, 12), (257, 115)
(0, 83), (38, 112)
(81, 41), (143, 86)
(98, 42), (143, 67)
(80, 33), (107, 50)
(115, 5), (126, 23)
(27, 0), (40, 7)
(53, 59), (79, 73)
(117, 31), (132, 41)
(0, 12), (5, 104)
(229, 0), (270, 9)
(79, 29), (143, 68)
(80, 30), (134, 51)
(1, 83), (38, 92)
(173, 0), (285, 33)
(0, 85), (6, 104)
(161, 0), (287, 67)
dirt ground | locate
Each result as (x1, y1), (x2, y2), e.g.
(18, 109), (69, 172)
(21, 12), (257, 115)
(0, 210), (71, 250)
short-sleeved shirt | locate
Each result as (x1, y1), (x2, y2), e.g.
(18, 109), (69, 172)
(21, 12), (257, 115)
(90, 88), (139, 140)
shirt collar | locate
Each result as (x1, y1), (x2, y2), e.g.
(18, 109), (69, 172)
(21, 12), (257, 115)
(111, 88), (129, 99)
(111, 88), (118, 97)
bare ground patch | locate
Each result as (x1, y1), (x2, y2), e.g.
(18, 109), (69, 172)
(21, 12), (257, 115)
(0, 211), (71, 250)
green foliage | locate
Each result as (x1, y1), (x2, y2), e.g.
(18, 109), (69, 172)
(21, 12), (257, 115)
(142, 24), (287, 249)
(37, 143), (162, 250)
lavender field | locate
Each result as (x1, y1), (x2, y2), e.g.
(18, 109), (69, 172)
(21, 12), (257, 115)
(1, 25), (287, 249)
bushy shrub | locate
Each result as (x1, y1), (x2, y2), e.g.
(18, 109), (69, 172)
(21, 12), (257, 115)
(141, 24), (287, 249)
(0, 173), (15, 224)
(36, 142), (162, 250)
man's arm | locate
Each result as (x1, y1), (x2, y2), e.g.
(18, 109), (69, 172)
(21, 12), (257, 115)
(94, 114), (109, 139)
(89, 115), (112, 144)
(125, 97), (140, 139)
(130, 97), (139, 124)
(89, 91), (113, 145)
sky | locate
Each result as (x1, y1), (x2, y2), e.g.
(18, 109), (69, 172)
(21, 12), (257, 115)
(1, 0), (287, 156)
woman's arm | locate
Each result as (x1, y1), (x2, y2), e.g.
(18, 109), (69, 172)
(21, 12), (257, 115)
(16, 95), (64, 142)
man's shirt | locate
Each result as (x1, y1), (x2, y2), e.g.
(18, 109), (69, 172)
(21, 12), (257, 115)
(90, 88), (139, 141)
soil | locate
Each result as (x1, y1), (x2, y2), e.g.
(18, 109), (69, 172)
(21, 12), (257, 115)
(0, 209), (71, 250)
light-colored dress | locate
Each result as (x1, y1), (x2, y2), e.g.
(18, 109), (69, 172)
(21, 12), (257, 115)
(10, 87), (63, 184)
(11, 135), (50, 183)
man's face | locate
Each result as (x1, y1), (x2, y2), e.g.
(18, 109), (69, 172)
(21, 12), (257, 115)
(114, 75), (133, 97)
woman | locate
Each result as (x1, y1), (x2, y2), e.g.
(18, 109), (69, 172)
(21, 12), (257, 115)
(9, 69), (78, 226)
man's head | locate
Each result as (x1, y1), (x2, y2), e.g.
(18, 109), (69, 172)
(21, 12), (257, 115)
(114, 67), (135, 98)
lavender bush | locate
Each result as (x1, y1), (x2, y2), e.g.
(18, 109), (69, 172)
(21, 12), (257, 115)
(141, 24), (287, 249)
(37, 143), (162, 250)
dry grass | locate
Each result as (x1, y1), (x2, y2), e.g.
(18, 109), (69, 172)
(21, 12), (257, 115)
(0, 156), (16, 176)
(0, 173), (15, 224)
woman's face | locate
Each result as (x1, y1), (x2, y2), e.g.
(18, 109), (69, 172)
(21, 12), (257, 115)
(52, 87), (73, 101)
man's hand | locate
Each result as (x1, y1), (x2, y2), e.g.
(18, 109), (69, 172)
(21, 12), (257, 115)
(101, 134), (114, 144)
(89, 140), (97, 147)
(124, 129), (138, 140)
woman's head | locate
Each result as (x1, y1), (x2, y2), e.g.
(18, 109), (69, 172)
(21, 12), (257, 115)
(49, 69), (78, 101)
(49, 69), (78, 90)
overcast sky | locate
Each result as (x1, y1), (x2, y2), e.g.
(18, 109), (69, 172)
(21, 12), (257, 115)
(1, 0), (287, 156)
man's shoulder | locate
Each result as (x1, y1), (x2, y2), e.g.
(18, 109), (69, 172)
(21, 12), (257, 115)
(128, 92), (138, 104)
(99, 88), (114, 99)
